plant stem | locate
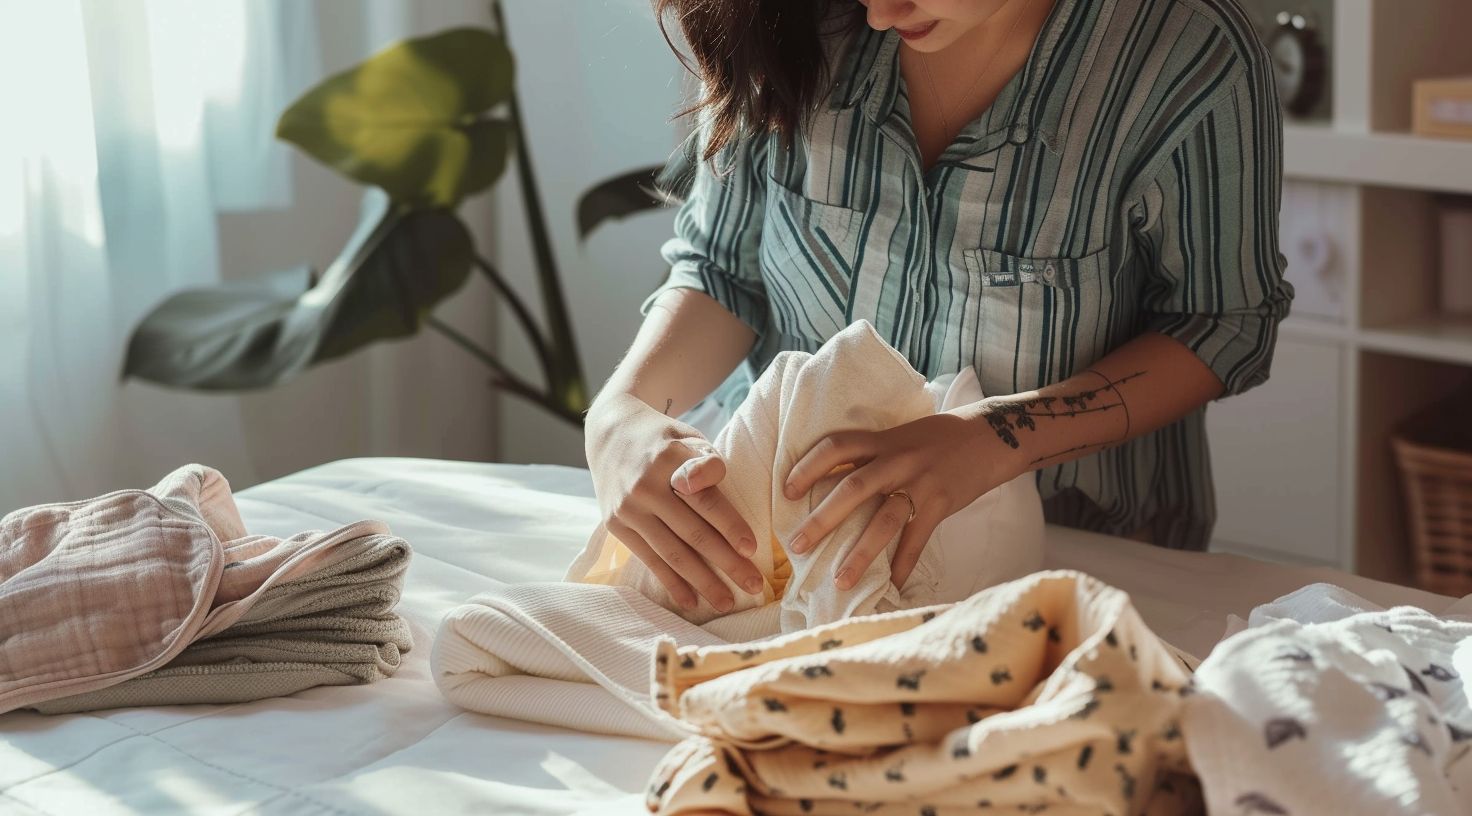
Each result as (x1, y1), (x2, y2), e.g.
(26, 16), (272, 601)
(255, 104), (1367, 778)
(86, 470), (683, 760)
(473, 254), (553, 385)
(492, 0), (588, 414)
(425, 315), (582, 426)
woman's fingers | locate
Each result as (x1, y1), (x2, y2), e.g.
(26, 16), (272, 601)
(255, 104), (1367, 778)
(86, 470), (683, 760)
(671, 450), (724, 495)
(671, 452), (759, 560)
(783, 432), (869, 500)
(608, 518), (697, 610)
(889, 511), (939, 590)
(789, 463), (889, 555)
(634, 514), (735, 613)
(664, 494), (764, 595)
(833, 491), (913, 589)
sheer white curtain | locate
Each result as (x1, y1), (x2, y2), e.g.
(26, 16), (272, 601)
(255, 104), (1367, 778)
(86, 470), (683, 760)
(0, 0), (318, 511)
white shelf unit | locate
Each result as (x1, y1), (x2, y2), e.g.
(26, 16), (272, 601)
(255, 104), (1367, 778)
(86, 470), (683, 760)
(1206, 0), (1472, 588)
(1283, 126), (1472, 197)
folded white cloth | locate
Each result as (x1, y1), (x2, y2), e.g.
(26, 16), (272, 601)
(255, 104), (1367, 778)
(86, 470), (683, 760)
(1185, 584), (1472, 815)
(434, 321), (1045, 738)
(567, 320), (1044, 632)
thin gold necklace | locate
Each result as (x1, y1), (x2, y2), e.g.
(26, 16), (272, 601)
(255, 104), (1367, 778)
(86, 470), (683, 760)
(919, 0), (1033, 135)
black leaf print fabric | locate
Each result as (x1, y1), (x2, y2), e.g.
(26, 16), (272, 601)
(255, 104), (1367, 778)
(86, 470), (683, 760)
(1264, 718), (1306, 749)
(1421, 663), (1457, 683)
(1181, 588), (1472, 816)
(647, 572), (1201, 814)
(1235, 792), (1289, 814)
(1115, 729), (1135, 754)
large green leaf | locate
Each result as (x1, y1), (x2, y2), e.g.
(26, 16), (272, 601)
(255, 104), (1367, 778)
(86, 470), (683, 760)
(276, 27), (515, 208)
(575, 164), (666, 241)
(124, 201), (474, 390)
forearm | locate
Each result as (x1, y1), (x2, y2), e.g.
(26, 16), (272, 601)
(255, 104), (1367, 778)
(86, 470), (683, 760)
(589, 288), (756, 424)
(958, 331), (1225, 477)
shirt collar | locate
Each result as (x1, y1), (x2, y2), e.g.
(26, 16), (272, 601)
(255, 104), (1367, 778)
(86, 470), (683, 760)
(831, 0), (1087, 153)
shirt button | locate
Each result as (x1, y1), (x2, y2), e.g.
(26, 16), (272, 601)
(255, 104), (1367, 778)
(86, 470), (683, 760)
(1041, 263), (1057, 283)
(1009, 125), (1030, 145)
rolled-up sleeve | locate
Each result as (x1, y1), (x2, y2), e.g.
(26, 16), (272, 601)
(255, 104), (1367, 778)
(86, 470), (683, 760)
(1131, 72), (1294, 398)
(644, 131), (771, 336)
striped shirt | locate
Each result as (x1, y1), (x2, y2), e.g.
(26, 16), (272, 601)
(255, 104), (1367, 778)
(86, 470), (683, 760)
(648, 0), (1294, 550)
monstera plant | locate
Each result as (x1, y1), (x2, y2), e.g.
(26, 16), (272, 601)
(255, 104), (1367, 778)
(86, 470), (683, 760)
(125, 6), (677, 426)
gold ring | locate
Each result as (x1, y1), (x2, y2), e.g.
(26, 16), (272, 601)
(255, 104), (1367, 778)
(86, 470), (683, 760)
(887, 489), (917, 523)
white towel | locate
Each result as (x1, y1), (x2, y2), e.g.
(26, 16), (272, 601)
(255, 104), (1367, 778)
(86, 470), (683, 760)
(433, 321), (1045, 738)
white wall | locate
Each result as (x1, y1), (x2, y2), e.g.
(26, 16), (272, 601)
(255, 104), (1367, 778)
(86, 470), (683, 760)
(492, 0), (689, 465)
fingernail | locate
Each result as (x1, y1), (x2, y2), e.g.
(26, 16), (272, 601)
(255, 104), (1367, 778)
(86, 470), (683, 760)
(715, 596), (734, 614)
(783, 483), (798, 500)
(679, 595), (698, 611)
(738, 537), (757, 558)
(835, 568), (854, 590)
(743, 576), (763, 594)
(789, 533), (807, 554)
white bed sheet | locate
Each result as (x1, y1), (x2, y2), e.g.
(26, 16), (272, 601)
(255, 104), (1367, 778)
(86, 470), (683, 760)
(0, 457), (1456, 815)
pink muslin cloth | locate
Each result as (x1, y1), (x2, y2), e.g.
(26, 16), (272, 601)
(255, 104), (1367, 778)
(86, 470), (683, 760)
(0, 465), (403, 714)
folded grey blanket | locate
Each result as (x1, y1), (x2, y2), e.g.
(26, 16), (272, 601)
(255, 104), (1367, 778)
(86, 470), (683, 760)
(33, 532), (412, 714)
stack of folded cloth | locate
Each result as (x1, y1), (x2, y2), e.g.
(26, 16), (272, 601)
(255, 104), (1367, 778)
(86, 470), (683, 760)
(0, 464), (413, 715)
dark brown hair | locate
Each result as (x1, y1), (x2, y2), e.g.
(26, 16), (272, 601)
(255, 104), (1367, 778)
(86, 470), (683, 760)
(654, 0), (863, 161)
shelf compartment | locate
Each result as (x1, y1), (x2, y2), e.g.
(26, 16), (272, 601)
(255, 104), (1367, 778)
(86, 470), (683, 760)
(1284, 126), (1472, 196)
(1360, 318), (1472, 367)
(1356, 351), (1472, 585)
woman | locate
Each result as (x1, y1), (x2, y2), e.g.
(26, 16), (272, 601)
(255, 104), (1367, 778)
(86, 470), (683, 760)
(585, 0), (1293, 613)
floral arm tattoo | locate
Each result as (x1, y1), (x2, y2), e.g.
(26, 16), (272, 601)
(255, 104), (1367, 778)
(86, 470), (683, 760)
(982, 370), (1144, 466)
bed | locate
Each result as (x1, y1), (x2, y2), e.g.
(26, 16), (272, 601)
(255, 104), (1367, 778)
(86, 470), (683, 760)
(0, 457), (1457, 815)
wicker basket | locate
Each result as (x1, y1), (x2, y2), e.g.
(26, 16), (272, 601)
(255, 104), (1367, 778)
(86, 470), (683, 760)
(1393, 395), (1472, 596)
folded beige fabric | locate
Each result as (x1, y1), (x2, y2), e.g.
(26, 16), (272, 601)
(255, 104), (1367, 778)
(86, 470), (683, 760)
(0, 465), (412, 715)
(645, 571), (1203, 815)
(434, 322), (1044, 737)
(568, 319), (1045, 633)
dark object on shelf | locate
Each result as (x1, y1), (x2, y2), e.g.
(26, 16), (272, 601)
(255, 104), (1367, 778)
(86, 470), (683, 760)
(1393, 383), (1472, 596)
(1268, 11), (1328, 118)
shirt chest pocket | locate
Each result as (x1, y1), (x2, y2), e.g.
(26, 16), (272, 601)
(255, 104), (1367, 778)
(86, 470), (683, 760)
(962, 246), (1121, 392)
(759, 180), (865, 340)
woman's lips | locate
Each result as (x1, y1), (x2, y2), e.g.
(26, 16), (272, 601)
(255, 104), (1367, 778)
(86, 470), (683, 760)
(896, 20), (938, 41)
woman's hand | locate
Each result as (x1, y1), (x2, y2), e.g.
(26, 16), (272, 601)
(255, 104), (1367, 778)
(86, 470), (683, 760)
(585, 393), (763, 612)
(781, 408), (1022, 590)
